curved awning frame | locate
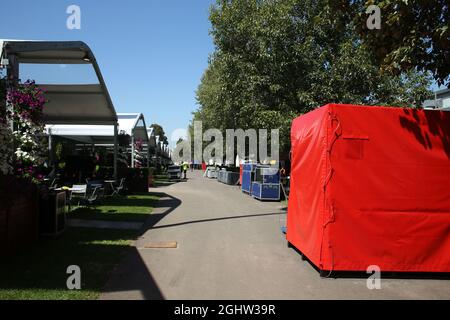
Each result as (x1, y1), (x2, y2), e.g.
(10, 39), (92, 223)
(46, 113), (153, 168)
(46, 113), (150, 144)
(1, 40), (117, 125)
(1, 39), (120, 178)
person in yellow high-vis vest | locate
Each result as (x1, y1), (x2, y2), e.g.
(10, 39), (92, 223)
(182, 162), (189, 179)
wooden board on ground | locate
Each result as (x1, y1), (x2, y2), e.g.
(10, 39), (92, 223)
(143, 241), (178, 249)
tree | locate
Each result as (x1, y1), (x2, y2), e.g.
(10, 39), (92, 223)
(331, 0), (450, 86)
(194, 0), (433, 156)
(150, 123), (168, 145)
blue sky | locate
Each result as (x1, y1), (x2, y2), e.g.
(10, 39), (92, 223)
(1, 1), (444, 149)
(0, 0), (215, 147)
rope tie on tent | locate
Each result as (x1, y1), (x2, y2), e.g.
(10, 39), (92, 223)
(324, 112), (341, 186)
(319, 111), (341, 277)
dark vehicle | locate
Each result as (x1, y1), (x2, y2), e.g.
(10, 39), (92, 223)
(167, 165), (182, 181)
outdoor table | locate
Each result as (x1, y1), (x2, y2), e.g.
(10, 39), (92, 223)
(54, 187), (86, 211)
(54, 187), (85, 192)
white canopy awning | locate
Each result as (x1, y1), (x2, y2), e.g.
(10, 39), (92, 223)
(46, 113), (150, 145)
(146, 127), (157, 148)
(1, 39), (117, 125)
(116, 113), (149, 142)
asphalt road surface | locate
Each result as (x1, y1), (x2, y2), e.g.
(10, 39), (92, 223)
(100, 170), (450, 300)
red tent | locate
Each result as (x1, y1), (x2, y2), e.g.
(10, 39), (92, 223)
(287, 104), (450, 273)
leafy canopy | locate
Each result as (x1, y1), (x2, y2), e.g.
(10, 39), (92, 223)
(193, 0), (433, 155)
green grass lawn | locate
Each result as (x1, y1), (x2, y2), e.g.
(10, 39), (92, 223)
(0, 227), (138, 300)
(154, 174), (168, 181)
(153, 174), (176, 187)
(68, 193), (158, 221)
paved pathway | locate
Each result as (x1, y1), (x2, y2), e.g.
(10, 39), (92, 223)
(100, 170), (450, 299)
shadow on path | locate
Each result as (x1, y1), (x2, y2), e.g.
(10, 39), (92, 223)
(149, 212), (285, 230)
(101, 246), (165, 300)
(101, 192), (182, 300)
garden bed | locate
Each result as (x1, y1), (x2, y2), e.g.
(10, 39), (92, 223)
(0, 176), (39, 256)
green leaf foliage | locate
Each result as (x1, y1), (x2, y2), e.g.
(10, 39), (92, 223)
(193, 0), (433, 155)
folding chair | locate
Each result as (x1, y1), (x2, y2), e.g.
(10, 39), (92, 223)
(86, 186), (104, 206)
(70, 184), (87, 207)
(111, 178), (125, 196)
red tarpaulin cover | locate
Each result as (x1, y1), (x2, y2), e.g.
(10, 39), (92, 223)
(287, 104), (450, 272)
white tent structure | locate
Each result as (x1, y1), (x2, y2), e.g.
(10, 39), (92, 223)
(145, 126), (172, 165)
(0, 40), (120, 179)
(46, 113), (151, 168)
(153, 135), (170, 165)
(145, 127), (157, 164)
(146, 127), (157, 149)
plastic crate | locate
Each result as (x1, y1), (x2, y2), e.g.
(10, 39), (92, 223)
(241, 170), (253, 193)
(251, 182), (280, 200)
